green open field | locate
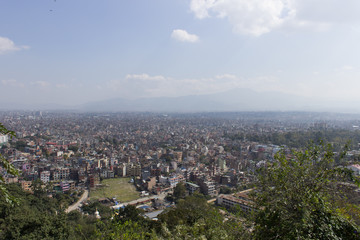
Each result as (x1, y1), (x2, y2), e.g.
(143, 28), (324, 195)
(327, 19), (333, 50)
(89, 178), (139, 202)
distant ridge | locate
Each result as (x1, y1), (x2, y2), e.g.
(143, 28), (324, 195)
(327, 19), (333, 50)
(79, 88), (318, 112)
(1, 88), (359, 113)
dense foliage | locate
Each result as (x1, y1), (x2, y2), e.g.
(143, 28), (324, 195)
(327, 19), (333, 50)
(0, 184), (101, 240)
(0, 123), (19, 205)
(172, 182), (187, 202)
(0, 184), (72, 240)
(0, 184), (248, 240)
(95, 195), (249, 240)
(158, 194), (248, 239)
(253, 144), (360, 239)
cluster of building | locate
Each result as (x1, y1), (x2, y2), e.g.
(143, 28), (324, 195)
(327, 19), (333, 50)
(1, 111), (360, 212)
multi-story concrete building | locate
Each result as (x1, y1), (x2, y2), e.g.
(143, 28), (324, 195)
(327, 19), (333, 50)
(186, 182), (200, 194)
(100, 169), (115, 179)
(40, 170), (50, 183)
(89, 174), (100, 188)
(52, 168), (70, 181)
(217, 189), (255, 213)
(20, 180), (32, 192)
(127, 164), (141, 177)
(116, 163), (127, 177)
(0, 134), (8, 144)
(199, 181), (216, 196)
(60, 181), (70, 192)
(168, 175), (179, 187)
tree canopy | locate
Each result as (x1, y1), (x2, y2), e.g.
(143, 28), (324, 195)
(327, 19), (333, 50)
(173, 182), (187, 202)
(253, 143), (360, 239)
(0, 123), (19, 205)
(0, 184), (73, 240)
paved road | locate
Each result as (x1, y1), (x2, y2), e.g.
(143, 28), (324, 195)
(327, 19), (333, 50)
(66, 190), (89, 213)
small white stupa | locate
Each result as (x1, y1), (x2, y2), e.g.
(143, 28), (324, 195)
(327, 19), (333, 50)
(95, 208), (101, 219)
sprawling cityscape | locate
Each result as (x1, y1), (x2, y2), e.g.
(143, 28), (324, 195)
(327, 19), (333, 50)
(2, 0), (360, 239)
(1, 111), (360, 226)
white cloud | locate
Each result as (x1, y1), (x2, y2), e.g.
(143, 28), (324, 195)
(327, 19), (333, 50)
(190, 0), (215, 19)
(31, 81), (50, 87)
(190, 0), (360, 36)
(1, 79), (25, 88)
(216, 74), (237, 80)
(0, 36), (29, 54)
(126, 73), (166, 81)
(190, 0), (295, 36)
(171, 29), (199, 42)
(341, 65), (354, 71)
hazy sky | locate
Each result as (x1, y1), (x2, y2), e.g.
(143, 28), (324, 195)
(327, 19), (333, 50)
(1, 0), (360, 106)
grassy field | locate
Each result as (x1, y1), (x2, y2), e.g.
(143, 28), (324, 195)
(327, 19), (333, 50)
(89, 177), (139, 202)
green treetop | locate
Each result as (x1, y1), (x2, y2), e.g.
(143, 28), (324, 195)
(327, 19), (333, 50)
(253, 143), (360, 240)
(0, 123), (19, 205)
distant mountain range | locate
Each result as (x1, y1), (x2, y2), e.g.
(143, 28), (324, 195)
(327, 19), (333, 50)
(1, 88), (359, 113)
(78, 88), (357, 113)
(79, 88), (310, 112)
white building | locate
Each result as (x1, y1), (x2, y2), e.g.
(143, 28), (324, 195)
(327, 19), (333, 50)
(40, 171), (50, 183)
(217, 189), (255, 213)
(0, 135), (8, 144)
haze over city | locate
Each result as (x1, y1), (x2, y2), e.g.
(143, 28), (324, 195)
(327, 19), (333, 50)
(1, 0), (360, 112)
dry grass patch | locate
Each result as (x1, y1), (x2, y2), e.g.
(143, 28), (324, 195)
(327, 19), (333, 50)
(89, 177), (139, 202)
